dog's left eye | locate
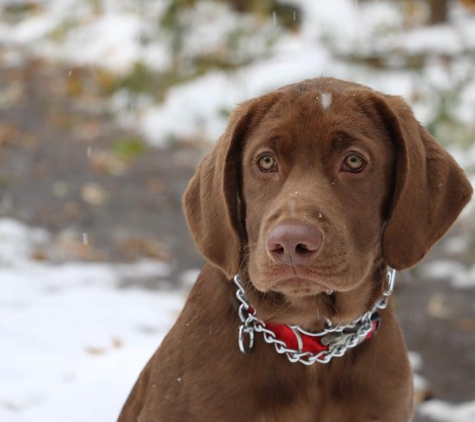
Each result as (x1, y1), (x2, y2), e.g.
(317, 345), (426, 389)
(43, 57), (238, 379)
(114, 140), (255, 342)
(342, 154), (366, 173)
(258, 155), (277, 172)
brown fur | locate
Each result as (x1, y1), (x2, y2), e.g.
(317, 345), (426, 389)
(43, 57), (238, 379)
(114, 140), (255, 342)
(118, 78), (473, 422)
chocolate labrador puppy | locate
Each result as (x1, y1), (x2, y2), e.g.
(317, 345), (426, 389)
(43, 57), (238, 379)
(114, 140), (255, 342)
(118, 78), (473, 422)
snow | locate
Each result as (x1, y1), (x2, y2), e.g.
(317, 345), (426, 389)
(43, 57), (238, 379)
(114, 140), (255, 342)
(137, 43), (332, 145)
(2, 0), (475, 154)
(180, 268), (201, 289)
(444, 235), (470, 255)
(408, 351), (423, 371)
(5, 14), (60, 44)
(423, 260), (475, 288)
(320, 92), (333, 110)
(0, 218), (49, 265)
(0, 0), (170, 73)
(0, 219), (185, 421)
(0, 0), (275, 74)
(418, 400), (475, 422)
(408, 352), (430, 396)
(125, 0), (475, 149)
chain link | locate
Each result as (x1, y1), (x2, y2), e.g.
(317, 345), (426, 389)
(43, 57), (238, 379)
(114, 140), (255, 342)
(234, 269), (395, 365)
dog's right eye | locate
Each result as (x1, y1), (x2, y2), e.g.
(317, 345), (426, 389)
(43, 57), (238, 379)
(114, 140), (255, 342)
(342, 154), (366, 173)
(258, 155), (277, 173)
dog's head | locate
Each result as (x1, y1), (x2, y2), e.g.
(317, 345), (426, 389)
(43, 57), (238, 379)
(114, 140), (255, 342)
(183, 78), (473, 327)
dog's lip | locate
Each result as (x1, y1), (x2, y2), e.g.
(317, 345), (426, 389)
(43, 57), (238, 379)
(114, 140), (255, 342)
(276, 277), (316, 284)
(271, 276), (334, 294)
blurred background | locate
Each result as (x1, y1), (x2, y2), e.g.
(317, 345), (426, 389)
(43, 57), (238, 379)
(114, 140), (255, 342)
(0, 0), (474, 421)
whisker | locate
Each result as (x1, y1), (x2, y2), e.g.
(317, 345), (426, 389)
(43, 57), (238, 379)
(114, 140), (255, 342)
(237, 253), (250, 275)
(322, 292), (337, 313)
(267, 299), (294, 320)
(240, 241), (262, 252)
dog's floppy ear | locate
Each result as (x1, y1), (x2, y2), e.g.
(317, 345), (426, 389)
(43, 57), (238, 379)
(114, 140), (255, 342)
(182, 100), (257, 279)
(375, 94), (473, 270)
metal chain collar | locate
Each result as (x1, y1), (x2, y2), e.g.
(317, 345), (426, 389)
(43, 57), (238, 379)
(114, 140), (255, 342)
(234, 269), (396, 365)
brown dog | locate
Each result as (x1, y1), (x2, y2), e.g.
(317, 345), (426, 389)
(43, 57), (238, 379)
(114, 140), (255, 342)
(118, 78), (473, 422)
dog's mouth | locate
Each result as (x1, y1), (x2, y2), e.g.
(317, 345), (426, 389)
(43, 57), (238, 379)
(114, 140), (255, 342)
(249, 255), (370, 298)
(271, 276), (336, 298)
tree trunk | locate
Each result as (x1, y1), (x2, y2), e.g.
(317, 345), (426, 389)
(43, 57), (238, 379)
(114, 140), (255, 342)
(428, 0), (448, 24)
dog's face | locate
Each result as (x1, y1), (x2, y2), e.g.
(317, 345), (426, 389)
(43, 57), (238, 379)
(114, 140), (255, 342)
(240, 88), (395, 325)
(184, 78), (472, 328)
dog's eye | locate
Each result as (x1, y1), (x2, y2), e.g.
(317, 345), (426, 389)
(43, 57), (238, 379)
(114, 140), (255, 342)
(342, 154), (366, 172)
(258, 155), (277, 172)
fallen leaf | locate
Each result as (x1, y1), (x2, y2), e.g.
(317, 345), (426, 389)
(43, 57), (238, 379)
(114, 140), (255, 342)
(147, 178), (165, 194)
(455, 318), (475, 331)
(30, 249), (48, 261)
(427, 292), (452, 320)
(52, 181), (69, 197)
(81, 182), (107, 206)
(0, 123), (19, 146)
(118, 237), (170, 261)
(111, 336), (123, 349)
(85, 346), (106, 355)
(89, 150), (129, 176)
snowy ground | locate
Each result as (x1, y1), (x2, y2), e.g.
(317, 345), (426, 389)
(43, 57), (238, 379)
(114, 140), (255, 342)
(0, 219), (187, 421)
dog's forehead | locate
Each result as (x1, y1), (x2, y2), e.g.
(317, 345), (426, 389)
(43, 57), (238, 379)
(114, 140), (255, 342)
(273, 78), (372, 117)
(246, 79), (382, 153)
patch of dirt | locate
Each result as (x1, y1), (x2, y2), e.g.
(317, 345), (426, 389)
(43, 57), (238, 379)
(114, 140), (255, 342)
(396, 271), (475, 421)
(0, 55), (205, 284)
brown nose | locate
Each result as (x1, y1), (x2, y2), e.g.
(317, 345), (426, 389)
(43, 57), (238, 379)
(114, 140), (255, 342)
(266, 222), (323, 266)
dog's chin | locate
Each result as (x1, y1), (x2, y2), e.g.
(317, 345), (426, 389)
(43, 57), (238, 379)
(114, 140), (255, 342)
(252, 290), (337, 329)
(271, 277), (332, 297)
(245, 279), (336, 328)
(247, 272), (372, 329)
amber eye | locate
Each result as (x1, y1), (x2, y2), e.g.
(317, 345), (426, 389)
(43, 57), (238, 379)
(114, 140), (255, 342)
(258, 155), (277, 172)
(342, 154), (366, 172)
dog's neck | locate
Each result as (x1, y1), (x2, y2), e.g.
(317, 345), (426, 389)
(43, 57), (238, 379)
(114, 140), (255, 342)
(233, 269), (395, 365)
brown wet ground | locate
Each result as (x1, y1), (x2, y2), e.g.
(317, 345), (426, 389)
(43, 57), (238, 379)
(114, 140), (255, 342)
(1, 55), (474, 421)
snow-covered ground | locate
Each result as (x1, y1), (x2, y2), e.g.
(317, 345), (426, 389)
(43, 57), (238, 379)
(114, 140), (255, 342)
(419, 400), (475, 422)
(0, 219), (186, 421)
